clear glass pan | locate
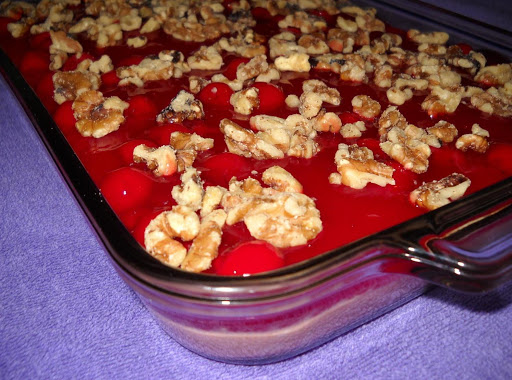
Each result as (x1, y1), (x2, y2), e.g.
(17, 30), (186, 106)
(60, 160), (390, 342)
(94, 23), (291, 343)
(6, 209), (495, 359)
(1, 0), (511, 364)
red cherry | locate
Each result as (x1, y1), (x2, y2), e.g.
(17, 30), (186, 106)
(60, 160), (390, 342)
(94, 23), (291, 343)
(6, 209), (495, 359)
(223, 57), (251, 80)
(118, 139), (158, 165)
(53, 101), (76, 134)
(251, 7), (272, 20)
(457, 43), (473, 55)
(201, 152), (251, 186)
(99, 167), (154, 215)
(487, 143), (512, 176)
(216, 241), (285, 276)
(339, 111), (361, 124)
(251, 82), (284, 113)
(62, 52), (95, 71)
(19, 50), (49, 75)
(126, 95), (158, 119)
(198, 83), (234, 108)
(101, 70), (120, 87)
(29, 32), (51, 50)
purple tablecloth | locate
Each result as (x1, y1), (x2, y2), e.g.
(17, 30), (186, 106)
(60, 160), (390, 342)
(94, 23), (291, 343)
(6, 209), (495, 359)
(1, 3), (512, 379)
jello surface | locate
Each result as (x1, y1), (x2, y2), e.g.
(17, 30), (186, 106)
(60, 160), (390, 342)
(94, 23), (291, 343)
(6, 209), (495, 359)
(1, 0), (511, 275)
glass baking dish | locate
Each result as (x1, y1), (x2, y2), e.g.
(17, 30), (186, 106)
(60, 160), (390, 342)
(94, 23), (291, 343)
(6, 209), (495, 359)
(1, 0), (511, 365)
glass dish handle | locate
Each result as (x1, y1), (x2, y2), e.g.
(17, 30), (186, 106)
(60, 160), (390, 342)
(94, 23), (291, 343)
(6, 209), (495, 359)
(386, 177), (512, 293)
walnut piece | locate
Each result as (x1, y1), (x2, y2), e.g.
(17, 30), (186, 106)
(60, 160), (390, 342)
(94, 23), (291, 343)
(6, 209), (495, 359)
(427, 121), (458, 143)
(133, 145), (177, 177)
(410, 173), (471, 210)
(351, 95), (381, 119)
(53, 70), (100, 105)
(157, 90), (204, 124)
(230, 87), (260, 115)
(455, 124), (490, 153)
(221, 171), (322, 248)
(72, 90), (128, 138)
(172, 167), (204, 212)
(332, 143), (395, 189)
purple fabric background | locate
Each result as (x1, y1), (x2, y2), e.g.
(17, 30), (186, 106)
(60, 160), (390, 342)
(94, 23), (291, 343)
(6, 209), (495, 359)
(1, 2), (512, 379)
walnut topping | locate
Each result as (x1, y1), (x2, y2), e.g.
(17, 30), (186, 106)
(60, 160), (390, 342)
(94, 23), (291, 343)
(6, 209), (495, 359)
(77, 55), (114, 75)
(374, 64), (393, 88)
(351, 95), (381, 119)
(261, 166), (303, 193)
(72, 90), (129, 138)
(421, 85), (464, 116)
(334, 54), (366, 82)
(331, 143), (395, 189)
(313, 110), (342, 133)
(189, 76), (210, 94)
(297, 33), (329, 55)
(119, 9), (141, 31)
(236, 54), (268, 81)
(455, 124), (490, 153)
(340, 121), (366, 139)
(210, 73), (244, 91)
(230, 87), (260, 115)
(157, 90), (204, 124)
(133, 145), (178, 177)
(378, 106), (408, 139)
(275, 53), (311, 72)
(470, 85), (512, 117)
(201, 186), (226, 217)
(172, 167), (204, 211)
(386, 75), (429, 106)
(180, 209), (227, 273)
(187, 45), (223, 70)
(285, 94), (300, 108)
(277, 11), (326, 33)
(217, 29), (266, 58)
(144, 205), (200, 268)
(410, 173), (471, 210)
(299, 79), (341, 119)
(446, 45), (486, 75)
(407, 29), (449, 45)
(117, 50), (190, 87)
(161, 4), (230, 43)
(220, 118), (285, 159)
(170, 131), (214, 171)
(221, 173), (322, 248)
(427, 121), (458, 143)
(127, 35), (148, 48)
(53, 70), (100, 105)
(474, 64), (512, 86)
(49, 30), (82, 70)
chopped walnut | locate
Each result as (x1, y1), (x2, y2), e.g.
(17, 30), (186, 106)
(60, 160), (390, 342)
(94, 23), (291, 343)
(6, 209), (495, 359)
(421, 85), (464, 116)
(236, 54), (268, 81)
(217, 29), (266, 58)
(180, 209), (227, 273)
(133, 144), (178, 176)
(140, 16), (161, 34)
(445, 45), (486, 75)
(230, 87), (260, 115)
(127, 35), (148, 48)
(76, 55), (114, 75)
(221, 175), (322, 248)
(336, 16), (357, 32)
(201, 186), (226, 217)
(285, 94), (300, 108)
(72, 90), (129, 138)
(332, 143), (395, 189)
(268, 31), (303, 59)
(275, 53), (311, 72)
(313, 110), (342, 133)
(297, 33), (329, 55)
(156, 90), (204, 124)
(255, 64), (281, 82)
(210, 73), (244, 91)
(386, 75), (429, 106)
(470, 86), (512, 117)
(427, 121), (458, 143)
(117, 50), (190, 87)
(189, 76), (210, 94)
(220, 118), (285, 159)
(374, 64), (393, 88)
(407, 29), (449, 45)
(187, 45), (223, 70)
(455, 124), (490, 153)
(410, 173), (471, 210)
(277, 11), (326, 33)
(53, 70), (100, 105)
(352, 95), (381, 119)
(378, 106), (408, 139)
(340, 121), (366, 138)
(299, 79), (341, 118)
(144, 205), (200, 268)
(261, 166), (303, 193)
(474, 63), (512, 86)
(334, 54), (366, 82)
(170, 131), (214, 171)
(119, 9), (141, 32)
(326, 28), (355, 53)
(49, 30), (82, 70)
(172, 167), (204, 211)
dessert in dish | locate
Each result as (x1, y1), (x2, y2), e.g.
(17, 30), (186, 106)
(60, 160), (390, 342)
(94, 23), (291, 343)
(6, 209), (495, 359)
(1, 0), (511, 277)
